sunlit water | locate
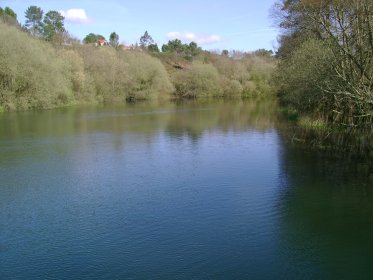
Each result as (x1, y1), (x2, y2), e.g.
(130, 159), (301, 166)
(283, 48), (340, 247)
(0, 99), (372, 279)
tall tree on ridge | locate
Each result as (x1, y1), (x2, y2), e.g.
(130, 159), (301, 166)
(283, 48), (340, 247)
(25, 6), (44, 36)
(140, 31), (154, 48)
(110, 32), (119, 47)
(43, 10), (65, 41)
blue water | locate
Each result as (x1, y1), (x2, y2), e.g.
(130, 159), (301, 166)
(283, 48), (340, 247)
(0, 100), (372, 279)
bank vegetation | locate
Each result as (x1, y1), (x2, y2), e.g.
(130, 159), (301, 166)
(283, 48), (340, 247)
(272, 0), (372, 129)
(272, 0), (372, 152)
(0, 5), (275, 112)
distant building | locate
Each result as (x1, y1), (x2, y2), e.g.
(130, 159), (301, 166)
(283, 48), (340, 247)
(96, 39), (109, 47)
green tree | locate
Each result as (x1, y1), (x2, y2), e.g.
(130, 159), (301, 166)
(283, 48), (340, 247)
(43, 11), (65, 41)
(148, 43), (160, 53)
(24, 6), (44, 36)
(139, 31), (154, 48)
(188, 42), (201, 56)
(273, 0), (373, 127)
(161, 39), (201, 58)
(162, 39), (185, 53)
(222, 49), (229, 56)
(4, 7), (17, 19)
(0, 6), (19, 26)
(83, 33), (98, 44)
(109, 32), (119, 47)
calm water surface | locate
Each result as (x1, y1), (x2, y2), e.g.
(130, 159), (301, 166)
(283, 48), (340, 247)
(0, 99), (372, 279)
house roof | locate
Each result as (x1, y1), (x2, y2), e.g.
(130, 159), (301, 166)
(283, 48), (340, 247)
(97, 39), (107, 43)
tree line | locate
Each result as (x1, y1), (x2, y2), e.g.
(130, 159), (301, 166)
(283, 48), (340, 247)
(0, 4), (275, 112)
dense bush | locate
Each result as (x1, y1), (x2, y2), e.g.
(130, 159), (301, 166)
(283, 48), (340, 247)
(0, 23), (73, 111)
(241, 56), (275, 96)
(273, 38), (334, 116)
(169, 52), (275, 99)
(220, 78), (243, 97)
(272, 0), (373, 127)
(210, 53), (275, 97)
(78, 47), (173, 102)
(78, 46), (129, 102)
(59, 49), (96, 103)
(172, 62), (222, 98)
(119, 51), (174, 101)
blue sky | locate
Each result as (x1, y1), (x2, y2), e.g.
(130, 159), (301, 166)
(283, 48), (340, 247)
(3, 0), (279, 51)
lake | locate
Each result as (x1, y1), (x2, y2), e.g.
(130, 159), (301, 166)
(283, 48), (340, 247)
(0, 99), (372, 279)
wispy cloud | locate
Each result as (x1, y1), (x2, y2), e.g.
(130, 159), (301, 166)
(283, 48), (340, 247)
(167, 32), (221, 45)
(61, 9), (91, 24)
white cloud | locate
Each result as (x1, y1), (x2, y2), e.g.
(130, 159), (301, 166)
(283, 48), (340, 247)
(167, 32), (221, 45)
(61, 9), (91, 24)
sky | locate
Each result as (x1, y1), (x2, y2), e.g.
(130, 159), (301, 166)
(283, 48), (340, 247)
(2, 0), (279, 51)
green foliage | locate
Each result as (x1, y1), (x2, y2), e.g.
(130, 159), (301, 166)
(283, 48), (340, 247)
(148, 43), (160, 53)
(172, 62), (222, 98)
(0, 9), (276, 111)
(24, 6), (43, 36)
(161, 39), (202, 58)
(83, 33), (106, 44)
(58, 49), (95, 103)
(83, 33), (98, 44)
(43, 11), (65, 41)
(109, 32), (119, 47)
(139, 31), (154, 48)
(78, 47), (173, 102)
(273, 0), (373, 127)
(274, 38), (334, 114)
(222, 49), (229, 56)
(0, 23), (73, 111)
(243, 56), (275, 96)
(121, 51), (174, 101)
(221, 79), (243, 97)
(253, 49), (273, 57)
(4, 7), (17, 19)
(162, 39), (183, 53)
(188, 42), (201, 57)
(0, 6), (19, 26)
(210, 53), (275, 97)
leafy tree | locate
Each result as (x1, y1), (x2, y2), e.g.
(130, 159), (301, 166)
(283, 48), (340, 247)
(4, 7), (17, 19)
(139, 31), (154, 48)
(162, 39), (185, 53)
(109, 32), (119, 47)
(148, 43), (160, 53)
(43, 11), (65, 41)
(188, 42), (201, 56)
(273, 0), (373, 127)
(0, 6), (19, 26)
(24, 6), (44, 36)
(162, 39), (201, 58)
(173, 62), (222, 98)
(222, 50), (229, 56)
(83, 33), (98, 44)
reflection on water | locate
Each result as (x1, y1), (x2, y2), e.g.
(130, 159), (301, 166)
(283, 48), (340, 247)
(278, 147), (373, 279)
(0, 98), (371, 279)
